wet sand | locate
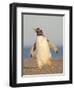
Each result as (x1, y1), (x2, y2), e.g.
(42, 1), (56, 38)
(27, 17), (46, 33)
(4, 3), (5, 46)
(23, 58), (63, 75)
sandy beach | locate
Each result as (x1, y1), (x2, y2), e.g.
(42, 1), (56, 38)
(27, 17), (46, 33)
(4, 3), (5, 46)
(23, 58), (63, 75)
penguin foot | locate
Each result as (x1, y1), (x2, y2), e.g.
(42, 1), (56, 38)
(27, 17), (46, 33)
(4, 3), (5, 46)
(38, 64), (43, 70)
(48, 59), (53, 66)
(38, 66), (42, 70)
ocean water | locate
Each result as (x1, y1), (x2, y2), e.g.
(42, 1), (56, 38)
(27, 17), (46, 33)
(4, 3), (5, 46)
(23, 46), (63, 60)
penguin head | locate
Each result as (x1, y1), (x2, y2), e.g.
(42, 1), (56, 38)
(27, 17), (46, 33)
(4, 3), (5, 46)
(33, 28), (43, 36)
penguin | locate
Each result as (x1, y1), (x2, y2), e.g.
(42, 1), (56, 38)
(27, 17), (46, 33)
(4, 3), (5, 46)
(30, 28), (58, 69)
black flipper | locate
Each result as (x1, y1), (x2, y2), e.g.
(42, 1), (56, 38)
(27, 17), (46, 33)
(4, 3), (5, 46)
(47, 39), (50, 42)
(33, 42), (36, 51)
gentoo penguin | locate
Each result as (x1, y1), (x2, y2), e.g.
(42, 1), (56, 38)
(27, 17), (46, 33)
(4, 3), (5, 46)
(30, 28), (58, 69)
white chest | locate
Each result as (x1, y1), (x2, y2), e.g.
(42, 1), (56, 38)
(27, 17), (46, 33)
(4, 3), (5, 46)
(36, 36), (52, 64)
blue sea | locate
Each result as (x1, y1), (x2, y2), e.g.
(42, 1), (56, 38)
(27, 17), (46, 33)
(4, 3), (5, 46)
(23, 46), (63, 60)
